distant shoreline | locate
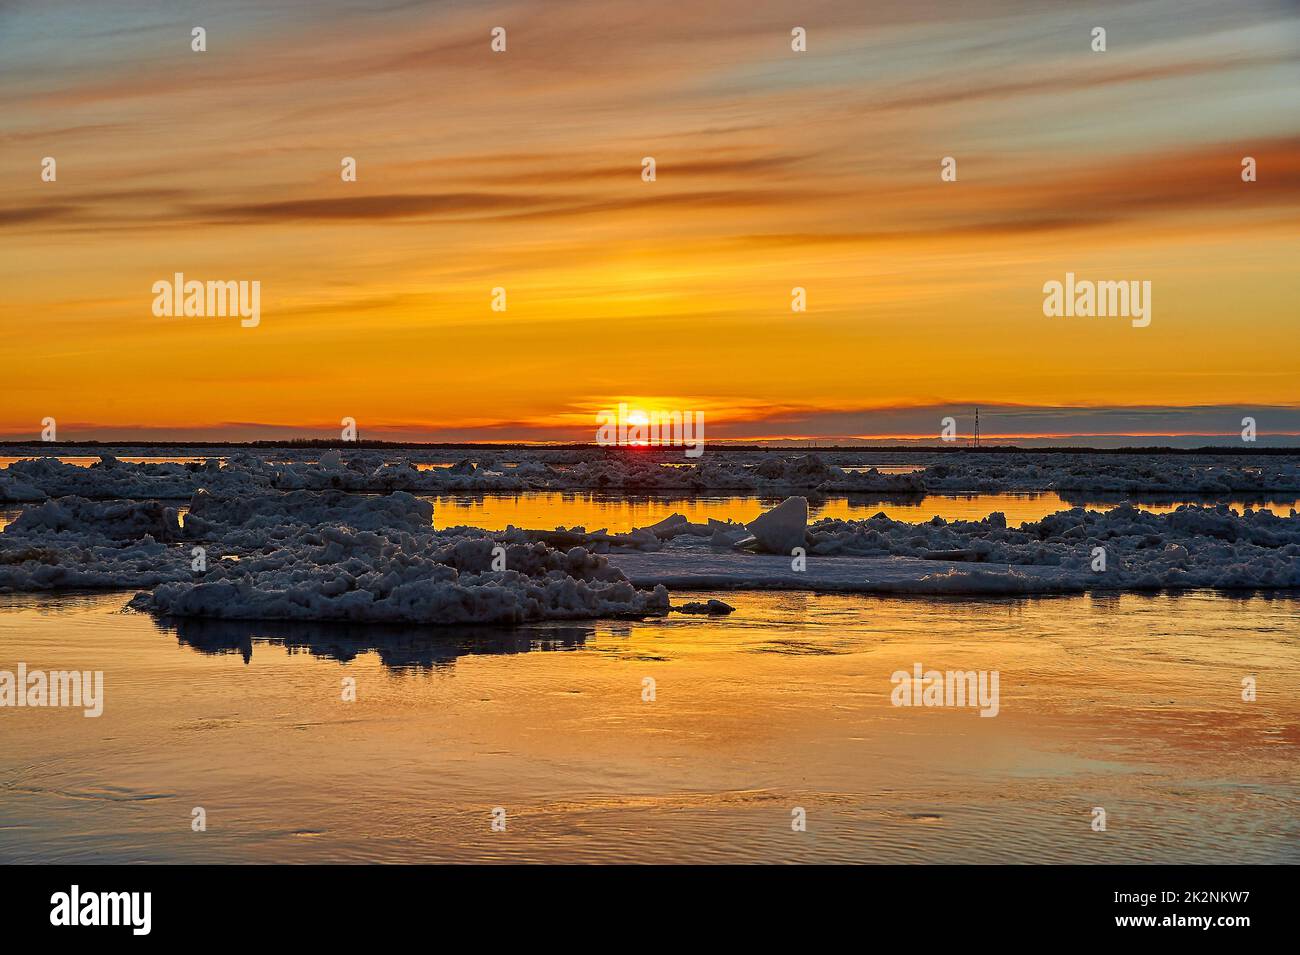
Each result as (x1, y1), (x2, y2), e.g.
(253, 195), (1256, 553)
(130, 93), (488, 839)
(1, 441), (1298, 456)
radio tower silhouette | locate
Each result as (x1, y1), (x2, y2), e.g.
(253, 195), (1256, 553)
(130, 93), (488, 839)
(974, 408), (980, 448)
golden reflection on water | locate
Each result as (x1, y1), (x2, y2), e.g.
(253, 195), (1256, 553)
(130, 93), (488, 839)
(0, 590), (1294, 864)
(430, 492), (1297, 532)
(0, 457), (219, 468)
(2, 491), (1296, 536)
(432, 491), (1039, 531)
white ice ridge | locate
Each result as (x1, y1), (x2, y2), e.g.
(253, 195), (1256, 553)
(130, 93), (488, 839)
(4, 449), (1299, 501)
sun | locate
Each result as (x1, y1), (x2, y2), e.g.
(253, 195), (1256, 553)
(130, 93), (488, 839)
(626, 411), (650, 445)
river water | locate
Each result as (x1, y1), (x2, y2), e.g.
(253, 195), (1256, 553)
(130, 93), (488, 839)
(0, 586), (1295, 863)
(0, 489), (1296, 863)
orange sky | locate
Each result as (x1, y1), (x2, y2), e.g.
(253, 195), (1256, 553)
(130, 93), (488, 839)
(1, 0), (1297, 442)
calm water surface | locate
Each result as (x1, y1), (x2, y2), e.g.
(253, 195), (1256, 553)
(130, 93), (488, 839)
(0, 457), (221, 469)
(425, 491), (1297, 533)
(0, 590), (1295, 863)
(3, 490), (1297, 535)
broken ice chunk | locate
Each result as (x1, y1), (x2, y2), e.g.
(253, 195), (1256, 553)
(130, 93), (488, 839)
(676, 599), (736, 615)
(744, 496), (808, 554)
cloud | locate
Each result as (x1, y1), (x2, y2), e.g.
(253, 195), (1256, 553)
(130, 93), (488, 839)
(0, 204), (82, 225)
(195, 192), (554, 223)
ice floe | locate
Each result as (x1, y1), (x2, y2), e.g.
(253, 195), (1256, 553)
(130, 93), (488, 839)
(0, 484), (665, 622)
(1, 456), (1296, 612)
(129, 532), (669, 625)
(608, 500), (1300, 594)
(3, 448), (1298, 500)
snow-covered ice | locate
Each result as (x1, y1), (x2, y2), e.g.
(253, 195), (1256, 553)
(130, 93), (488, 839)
(5, 447), (1297, 500)
(1, 449), (1296, 617)
(130, 532), (669, 626)
(609, 501), (1300, 593)
(1, 486), (667, 623)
